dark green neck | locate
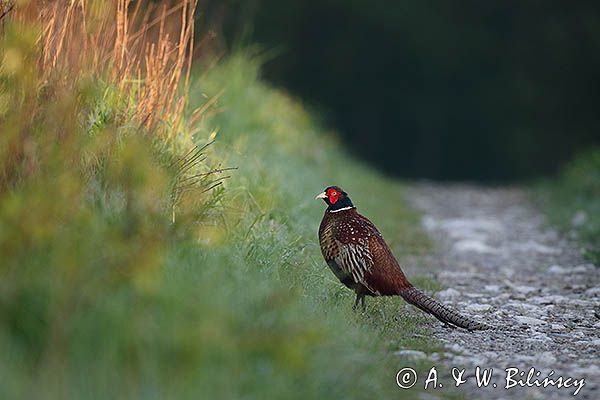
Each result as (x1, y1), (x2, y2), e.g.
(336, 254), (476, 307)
(328, 197), (354, 212)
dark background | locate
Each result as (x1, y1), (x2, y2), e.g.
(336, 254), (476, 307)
(200, 1), (600, 181)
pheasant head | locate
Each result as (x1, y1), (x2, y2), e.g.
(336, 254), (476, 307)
(315, 186), (355, 211)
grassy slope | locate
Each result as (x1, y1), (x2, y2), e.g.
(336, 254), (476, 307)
(0, 54), (444, 399)
(160, 55), (442, 398)
(536, 148), (600, 265)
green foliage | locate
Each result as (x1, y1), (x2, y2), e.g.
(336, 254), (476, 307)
(0, 26), (213, 399)
(537, 148), (600, 264)
(0, 32), (439, 399)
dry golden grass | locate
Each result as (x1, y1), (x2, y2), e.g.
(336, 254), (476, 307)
(9, 0), (197, 138)
(1, 1), (230, 220)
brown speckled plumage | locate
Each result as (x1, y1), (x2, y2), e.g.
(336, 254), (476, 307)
(317, 186), (489, 331)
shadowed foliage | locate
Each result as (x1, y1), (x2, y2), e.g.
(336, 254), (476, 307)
(201, 0), (600, 181)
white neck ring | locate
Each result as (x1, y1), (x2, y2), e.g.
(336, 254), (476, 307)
(329, 206), (354, 213)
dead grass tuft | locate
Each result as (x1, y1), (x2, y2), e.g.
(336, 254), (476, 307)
(10, 0), (198, 138)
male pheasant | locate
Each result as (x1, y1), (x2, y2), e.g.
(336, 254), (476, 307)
(316, 186), (489, 331)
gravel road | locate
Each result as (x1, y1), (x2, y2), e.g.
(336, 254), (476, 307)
(405, 184), (600, 400)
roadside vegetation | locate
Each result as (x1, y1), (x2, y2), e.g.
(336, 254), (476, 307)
(537, 148), (600, 265)
(0, 1), (441, 399)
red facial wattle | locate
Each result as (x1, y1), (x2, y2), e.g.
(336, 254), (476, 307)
(326, 189), (339, 204)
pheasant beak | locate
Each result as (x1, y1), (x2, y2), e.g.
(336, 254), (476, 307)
(315, 191), (327, 200)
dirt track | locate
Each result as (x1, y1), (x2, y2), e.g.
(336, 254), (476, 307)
(407, 184), (600, 399)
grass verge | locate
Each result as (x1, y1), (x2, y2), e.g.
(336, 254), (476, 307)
(536, 148), (600, 265)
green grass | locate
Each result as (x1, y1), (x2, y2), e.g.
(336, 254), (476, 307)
(1, 48), (445, 399)
(536, 148), (600, 265)
(169, 54), (442, 397)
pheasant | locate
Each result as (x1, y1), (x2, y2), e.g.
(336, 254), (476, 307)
(316, 186), (489, 331)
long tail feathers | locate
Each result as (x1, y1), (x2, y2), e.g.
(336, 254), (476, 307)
(399, 286), (491, 331)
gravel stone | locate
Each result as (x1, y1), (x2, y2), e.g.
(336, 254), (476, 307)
(394, 350), (427, 359)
